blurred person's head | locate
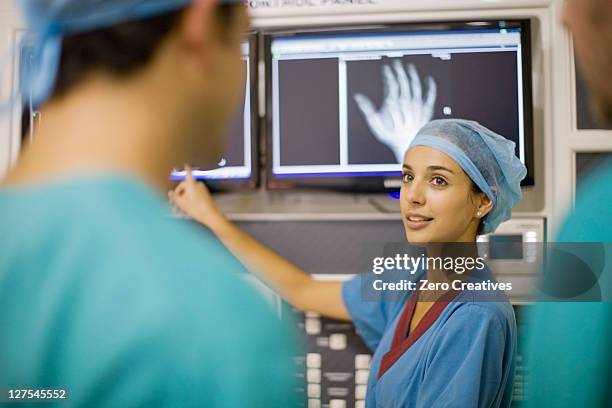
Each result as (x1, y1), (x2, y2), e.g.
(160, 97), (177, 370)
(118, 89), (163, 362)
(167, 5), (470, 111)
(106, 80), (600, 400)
(563, 0), (612, 125)
(19, 0), (248, 172)
(400, 119), (526, 244)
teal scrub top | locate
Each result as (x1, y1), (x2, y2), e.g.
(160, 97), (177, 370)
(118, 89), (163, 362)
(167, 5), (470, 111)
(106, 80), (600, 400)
(0, 175), (297, 407)
(525, 160), (612, 407)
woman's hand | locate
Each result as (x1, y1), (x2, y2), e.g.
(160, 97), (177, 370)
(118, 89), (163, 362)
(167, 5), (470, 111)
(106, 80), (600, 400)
(168, 165), (227, 230)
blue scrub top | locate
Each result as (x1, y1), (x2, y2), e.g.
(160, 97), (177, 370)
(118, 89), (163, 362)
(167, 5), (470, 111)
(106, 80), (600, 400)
(343, 271), (516, 408)
(0, 175), (297, 407)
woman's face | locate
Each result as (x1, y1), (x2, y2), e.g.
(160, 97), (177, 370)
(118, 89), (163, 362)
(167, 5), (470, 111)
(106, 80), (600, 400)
(400, 146), (489, 243)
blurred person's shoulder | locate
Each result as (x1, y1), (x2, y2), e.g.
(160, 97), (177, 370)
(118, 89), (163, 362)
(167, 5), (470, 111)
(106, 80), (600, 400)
(560, 159), (612, 242)
(0, 174), (281, 325)
(0, 175), (297, 406)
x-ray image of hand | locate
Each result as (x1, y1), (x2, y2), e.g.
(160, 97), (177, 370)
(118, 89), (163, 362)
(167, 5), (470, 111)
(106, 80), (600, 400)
(354, 61), (437, 162)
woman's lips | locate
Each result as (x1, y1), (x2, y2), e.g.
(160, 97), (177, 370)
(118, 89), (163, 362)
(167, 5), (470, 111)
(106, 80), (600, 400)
(404, 216), (434, 230)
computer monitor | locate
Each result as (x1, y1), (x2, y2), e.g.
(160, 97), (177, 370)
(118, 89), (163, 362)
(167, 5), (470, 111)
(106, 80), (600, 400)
(265, 21), (534, 192)
(171, 34), (259, 191)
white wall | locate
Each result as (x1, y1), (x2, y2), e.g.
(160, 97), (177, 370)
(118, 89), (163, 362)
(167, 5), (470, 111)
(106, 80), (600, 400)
(0, 0), (23, 179)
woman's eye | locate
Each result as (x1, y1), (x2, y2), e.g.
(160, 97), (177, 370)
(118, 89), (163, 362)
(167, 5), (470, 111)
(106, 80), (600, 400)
(402, 173), (413, 183)
(431, 176), (448, 186)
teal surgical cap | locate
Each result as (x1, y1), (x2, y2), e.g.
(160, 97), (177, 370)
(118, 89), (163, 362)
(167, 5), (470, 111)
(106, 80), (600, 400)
(408, 119), (527, 234)
(17, 0), (242, 107)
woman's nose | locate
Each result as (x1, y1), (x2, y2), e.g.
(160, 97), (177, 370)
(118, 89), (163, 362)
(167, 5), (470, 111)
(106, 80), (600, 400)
(402, 180), (426, 206)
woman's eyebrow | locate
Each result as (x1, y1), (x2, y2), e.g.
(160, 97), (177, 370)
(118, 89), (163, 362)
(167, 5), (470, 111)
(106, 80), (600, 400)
(403, 164), (455, 174)
(428, 165), (455, 174)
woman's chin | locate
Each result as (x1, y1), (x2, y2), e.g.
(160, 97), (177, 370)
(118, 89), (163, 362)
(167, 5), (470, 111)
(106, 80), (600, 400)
(405, 232), (434, 245)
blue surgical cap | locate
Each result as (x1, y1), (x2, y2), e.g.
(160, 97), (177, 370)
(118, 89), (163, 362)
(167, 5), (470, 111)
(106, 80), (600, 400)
(18, 0), (242, 107)
(408, 119), (527, 234)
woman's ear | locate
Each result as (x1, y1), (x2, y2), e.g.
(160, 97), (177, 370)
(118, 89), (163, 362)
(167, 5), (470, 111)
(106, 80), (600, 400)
(475, 191), (494, 219)
(179, 0), (216, 64)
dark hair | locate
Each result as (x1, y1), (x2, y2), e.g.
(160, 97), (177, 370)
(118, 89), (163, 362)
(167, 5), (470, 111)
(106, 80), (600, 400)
(51, 4), (238, 100)
(21, 104), (31, 141)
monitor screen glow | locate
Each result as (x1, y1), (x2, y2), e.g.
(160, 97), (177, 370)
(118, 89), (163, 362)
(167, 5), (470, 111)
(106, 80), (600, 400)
(266, 21), (534, 191)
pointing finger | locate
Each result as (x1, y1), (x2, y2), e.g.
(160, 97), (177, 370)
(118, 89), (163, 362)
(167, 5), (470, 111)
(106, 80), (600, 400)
(184, 164), (195, 184)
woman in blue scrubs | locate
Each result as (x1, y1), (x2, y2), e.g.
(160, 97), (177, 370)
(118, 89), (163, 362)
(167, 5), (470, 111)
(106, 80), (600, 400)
(170, 119), (527, 407)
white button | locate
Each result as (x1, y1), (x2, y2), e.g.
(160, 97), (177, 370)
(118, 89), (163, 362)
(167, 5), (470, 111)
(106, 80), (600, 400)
(307, 384), (321, 398)
(355, 369), (369, 385)
(355, 354), (371, 369)
(305, 317), (321, 335)
(355, 401), (366, 408)
(305, 311), (320, 318)
(307, 368), (321, 384)
(355, 384), (367, 400)
(308, 399), (321, 408)
(306, 353), (322, 368)
(329, 399), (346, 408)
(329, 333), (347, 350)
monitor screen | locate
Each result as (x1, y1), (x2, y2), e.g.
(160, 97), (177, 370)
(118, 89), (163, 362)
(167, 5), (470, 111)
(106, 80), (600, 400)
(171, 36), (258, 190)
(265, 21), (534, 191)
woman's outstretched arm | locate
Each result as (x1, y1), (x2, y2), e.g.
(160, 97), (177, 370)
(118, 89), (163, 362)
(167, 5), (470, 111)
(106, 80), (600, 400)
(169, 167), (350, 321)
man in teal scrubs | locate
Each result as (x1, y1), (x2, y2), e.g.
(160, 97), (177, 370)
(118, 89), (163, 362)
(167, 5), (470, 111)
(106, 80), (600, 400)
(0, 1), (296, 406)
(526, 0), (612, 406)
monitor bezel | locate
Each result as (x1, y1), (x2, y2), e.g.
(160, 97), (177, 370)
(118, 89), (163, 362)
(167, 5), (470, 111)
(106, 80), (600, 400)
(263, 20), (535, 192)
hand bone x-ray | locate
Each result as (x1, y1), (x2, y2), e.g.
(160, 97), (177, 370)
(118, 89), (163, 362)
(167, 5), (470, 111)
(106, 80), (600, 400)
(354, 61), (437, 163)
(274, 49), (520, 171)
